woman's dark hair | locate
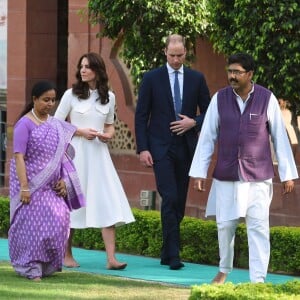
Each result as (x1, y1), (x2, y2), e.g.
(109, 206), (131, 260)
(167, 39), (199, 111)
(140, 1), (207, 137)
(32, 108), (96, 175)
(17, 80), (56, 121)
(227, 53), (255, 72)
(72, 52), (109, 104)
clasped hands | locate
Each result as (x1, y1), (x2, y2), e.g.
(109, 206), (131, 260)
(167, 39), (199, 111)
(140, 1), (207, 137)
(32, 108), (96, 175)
(80, 128), (111, 143)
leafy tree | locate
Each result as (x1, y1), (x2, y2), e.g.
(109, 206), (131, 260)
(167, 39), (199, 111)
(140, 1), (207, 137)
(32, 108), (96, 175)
(83, 0), (300, 136)
(207, 0), (300, 120)
(85, 0), (209, 90)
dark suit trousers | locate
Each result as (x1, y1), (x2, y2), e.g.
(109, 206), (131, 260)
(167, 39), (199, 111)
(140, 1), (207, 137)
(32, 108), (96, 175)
(153, 135), (191, 262)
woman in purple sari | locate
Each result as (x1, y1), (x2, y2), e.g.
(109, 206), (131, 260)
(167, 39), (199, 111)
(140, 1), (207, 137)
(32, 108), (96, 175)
(9, 81), (85, 281)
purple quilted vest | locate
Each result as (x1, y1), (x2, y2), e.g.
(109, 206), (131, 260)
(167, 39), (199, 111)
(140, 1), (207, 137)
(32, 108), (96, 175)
(213, 84), (275, 181)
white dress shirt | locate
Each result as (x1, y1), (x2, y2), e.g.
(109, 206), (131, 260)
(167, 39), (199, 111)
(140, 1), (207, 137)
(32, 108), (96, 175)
(166, 63), (183, 108)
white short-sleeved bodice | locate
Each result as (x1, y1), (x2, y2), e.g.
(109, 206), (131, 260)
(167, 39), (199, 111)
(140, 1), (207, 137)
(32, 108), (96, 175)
(55, 89), (135, 228)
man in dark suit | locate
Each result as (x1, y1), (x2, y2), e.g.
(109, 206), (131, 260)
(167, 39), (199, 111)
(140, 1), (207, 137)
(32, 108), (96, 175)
(135, 34), (210, 270)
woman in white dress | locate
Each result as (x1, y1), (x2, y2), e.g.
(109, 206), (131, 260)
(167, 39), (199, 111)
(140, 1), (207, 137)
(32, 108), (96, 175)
(55, 52), (135, 270)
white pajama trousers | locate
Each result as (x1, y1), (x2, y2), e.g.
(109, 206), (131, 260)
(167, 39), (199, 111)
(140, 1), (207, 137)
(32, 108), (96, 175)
(217, 215), (270, 283)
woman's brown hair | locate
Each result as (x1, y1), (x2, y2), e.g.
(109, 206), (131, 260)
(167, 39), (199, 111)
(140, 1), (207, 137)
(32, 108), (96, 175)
(72, 52), (109, 104)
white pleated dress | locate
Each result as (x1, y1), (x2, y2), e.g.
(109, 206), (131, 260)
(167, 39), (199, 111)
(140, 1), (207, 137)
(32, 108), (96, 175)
(55, 88), (135, 228)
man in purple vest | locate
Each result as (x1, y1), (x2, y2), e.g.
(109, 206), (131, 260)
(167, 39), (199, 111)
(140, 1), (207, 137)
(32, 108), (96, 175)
(189, 53), (298, 283)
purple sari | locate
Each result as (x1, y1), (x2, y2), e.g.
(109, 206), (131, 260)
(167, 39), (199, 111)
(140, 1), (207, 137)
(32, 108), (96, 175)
(9, 116), (85, 279)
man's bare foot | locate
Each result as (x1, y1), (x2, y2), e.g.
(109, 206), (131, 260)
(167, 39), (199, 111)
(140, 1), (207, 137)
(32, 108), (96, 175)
(211, 271), (227, 284)
(106, 261), (127, 270)
(64, 256), (80, 268)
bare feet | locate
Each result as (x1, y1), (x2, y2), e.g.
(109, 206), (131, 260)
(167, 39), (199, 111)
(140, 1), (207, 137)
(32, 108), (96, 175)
(106, 261), (127, 270)
(211, 271), (227, 284)
(31, 277), (42, 282)
(64, 256), (80, 268)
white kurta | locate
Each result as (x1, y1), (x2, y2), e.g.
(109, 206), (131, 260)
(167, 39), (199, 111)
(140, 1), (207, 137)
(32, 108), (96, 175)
(55, 89), (135, 228)
(189, 86), (298, 222)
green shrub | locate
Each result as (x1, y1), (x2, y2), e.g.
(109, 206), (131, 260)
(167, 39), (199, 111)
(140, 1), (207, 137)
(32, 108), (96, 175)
(234, 224), (249, 268)
(0, 197), (9, 237)
(270, 227), (300, 273)
(181, 217), (219, 264)
(73, 228), (104, 250)
(116, 209), (159, 255)
(189, 280), (300, 299)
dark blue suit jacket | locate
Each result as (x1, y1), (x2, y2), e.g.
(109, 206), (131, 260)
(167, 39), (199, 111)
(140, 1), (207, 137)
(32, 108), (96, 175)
(135, 65), (210, 161)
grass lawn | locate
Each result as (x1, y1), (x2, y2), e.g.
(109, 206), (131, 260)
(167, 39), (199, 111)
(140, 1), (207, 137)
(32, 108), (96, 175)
(0, 261), (191, 300)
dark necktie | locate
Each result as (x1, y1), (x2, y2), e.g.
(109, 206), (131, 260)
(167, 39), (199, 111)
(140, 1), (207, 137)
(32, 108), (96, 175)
(174, 71), (181, 120)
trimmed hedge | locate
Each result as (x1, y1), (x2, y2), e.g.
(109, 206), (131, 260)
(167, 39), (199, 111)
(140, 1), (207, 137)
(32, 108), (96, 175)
(189, 281), (300, 299)
(1, 197), (300, 275)
(0, 196), (9, 237)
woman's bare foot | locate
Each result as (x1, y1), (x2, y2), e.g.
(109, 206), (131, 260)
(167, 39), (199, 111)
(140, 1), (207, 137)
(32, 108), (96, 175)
(64, 255), (80, 268)
(31, 277), (42, 282)
(106, 261), (127, 270)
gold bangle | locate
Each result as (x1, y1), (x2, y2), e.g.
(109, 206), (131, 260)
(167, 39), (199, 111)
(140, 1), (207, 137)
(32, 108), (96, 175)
(20, 189), (30, 192)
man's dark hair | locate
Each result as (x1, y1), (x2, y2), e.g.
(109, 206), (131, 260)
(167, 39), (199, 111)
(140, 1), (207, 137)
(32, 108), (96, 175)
(227, 53), (255, 72)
